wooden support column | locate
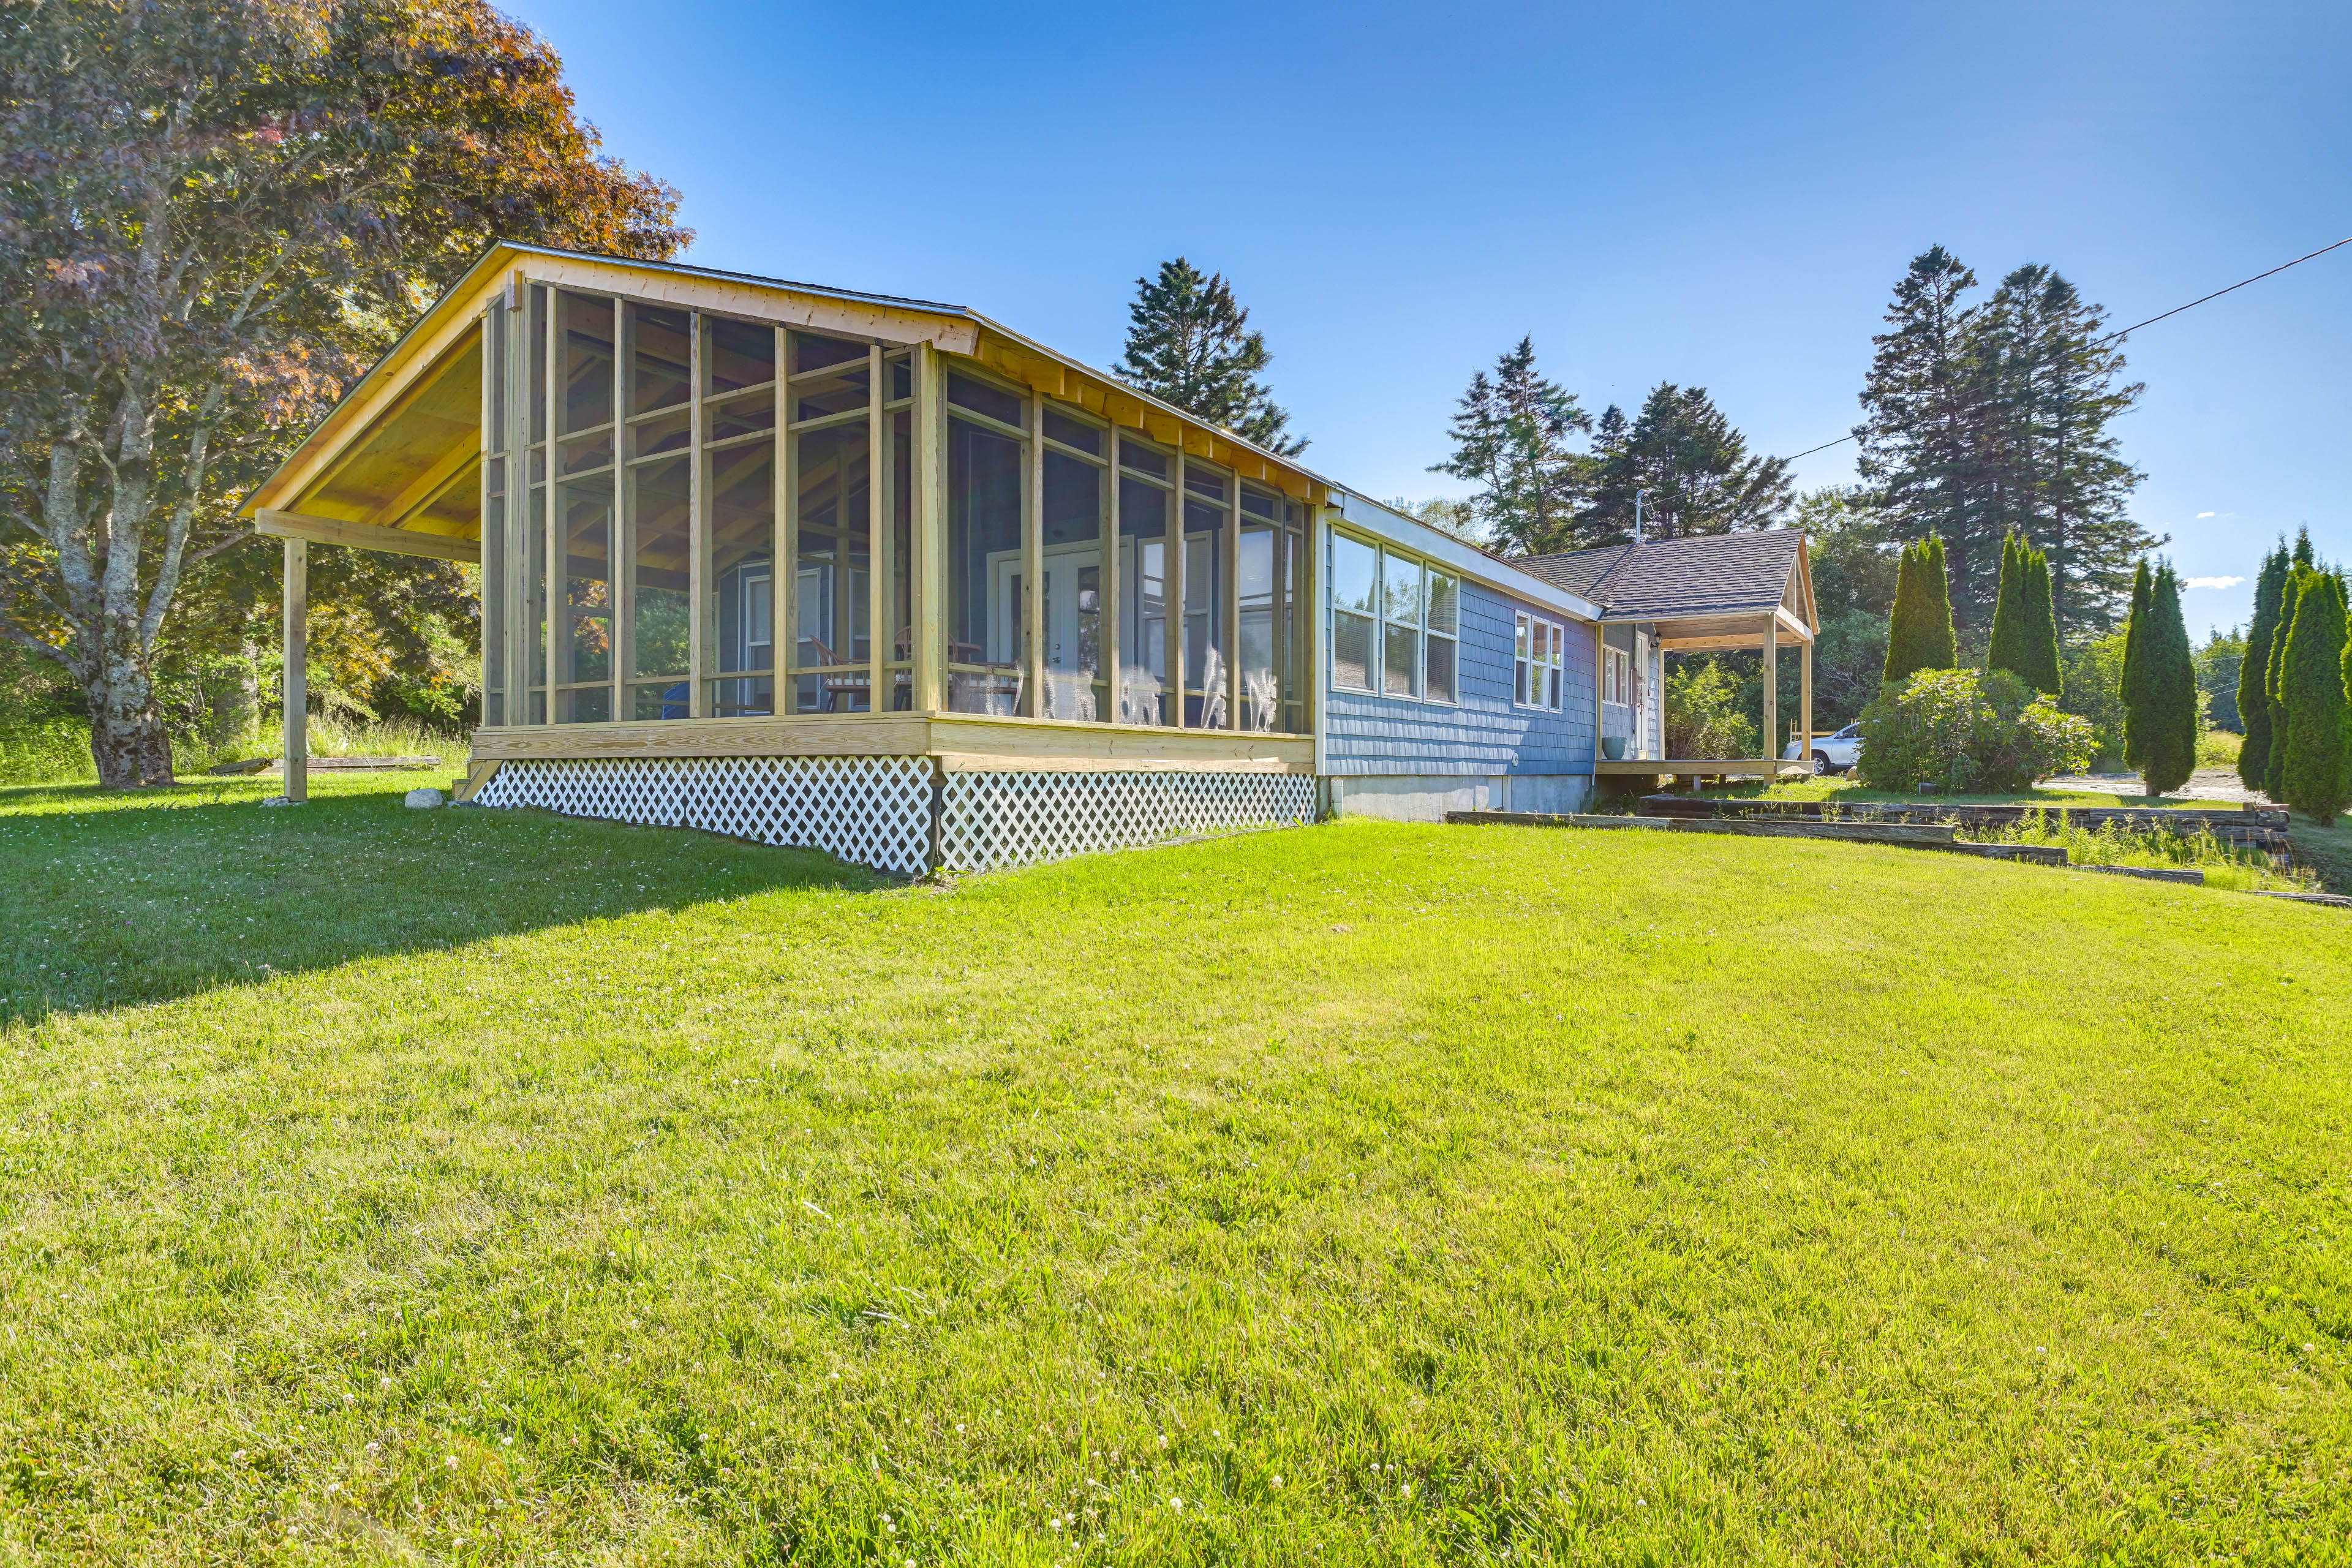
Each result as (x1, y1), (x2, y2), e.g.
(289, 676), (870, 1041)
(687, 309), (707, 718)
(868, 344), (888, 714)
(1800, 639), (1814, 772)
(1104, 432), (1124, 723)
(1023, 388), (1044, 718)
(911, 340), (944, 713)
(1760, 617), (1777, 772)
(282, 537), (308, 803)
(1166, 458), (1186, 726)
(1223, 478), (1240, 729)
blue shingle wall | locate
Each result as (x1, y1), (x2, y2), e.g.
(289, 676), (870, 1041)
(1324, 581), (1594, 776)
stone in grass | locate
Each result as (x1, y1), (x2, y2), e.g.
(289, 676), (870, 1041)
(404, 788), (445, 810)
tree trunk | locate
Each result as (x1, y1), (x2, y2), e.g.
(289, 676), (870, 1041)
(85, 650), (175, 788)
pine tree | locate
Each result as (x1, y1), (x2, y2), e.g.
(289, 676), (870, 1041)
(1430, 337), (1590, 554)
(1578, 382), (1792, 543)
(2132, 563), (2199, 796)
(1857, 247), (2000, 627)
(2236, 543), (2291, 791)
(1858, 249), (2155, 636)
(2278, 570), (2351, 824)
(1972, 265), (2154, 636)
(1883, 536), (1957, 687)
(1117, 258), (1304, 454)
(2120, 560), (2153, 769)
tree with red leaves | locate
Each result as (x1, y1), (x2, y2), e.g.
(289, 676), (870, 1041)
(0, 0), (688, 785)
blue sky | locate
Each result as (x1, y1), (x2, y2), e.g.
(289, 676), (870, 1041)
(507, 0), (2350, 638)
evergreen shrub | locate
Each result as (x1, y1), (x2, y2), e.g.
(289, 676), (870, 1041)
(1857, 667), (2094, 794)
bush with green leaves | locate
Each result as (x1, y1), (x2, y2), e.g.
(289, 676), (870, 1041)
(1664, 659), (1760, 758)
(1857, 667), (2094, 794)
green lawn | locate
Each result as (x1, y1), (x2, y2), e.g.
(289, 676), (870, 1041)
(2, 778), (2348, 1564)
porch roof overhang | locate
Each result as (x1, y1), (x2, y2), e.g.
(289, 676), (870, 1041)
(1635, 604), (1816, 648)
(237, 241), (1370, 558)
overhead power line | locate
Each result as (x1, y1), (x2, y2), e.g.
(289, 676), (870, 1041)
(1784, 233), (2352, 465)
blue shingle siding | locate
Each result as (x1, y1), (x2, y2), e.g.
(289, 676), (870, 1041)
(1324, 581), (1594, 776)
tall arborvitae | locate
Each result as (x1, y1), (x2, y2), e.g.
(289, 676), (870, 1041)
(2269, 567), (2312, 801)
(2236, 543), (2292, 791)
(2119, 560), (2154, 769)
(2132, 563), (2199, 796)
(1117, 258), (1305, 454)
(1883, 535), (1958, 687)
(1987, 533), (2025, 675)
(2279, 571), (2352, 824)
(2021, 548), (2063, 696)
(1986, 532), (2063, 695)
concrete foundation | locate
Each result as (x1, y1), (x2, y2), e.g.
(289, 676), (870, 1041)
(1325, 773), (1592, 823)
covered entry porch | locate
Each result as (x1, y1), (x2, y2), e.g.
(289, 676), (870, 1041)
(1518, 530), (1821, 791)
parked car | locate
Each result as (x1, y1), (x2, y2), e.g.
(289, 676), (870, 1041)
(1784, 722), (1862, 775)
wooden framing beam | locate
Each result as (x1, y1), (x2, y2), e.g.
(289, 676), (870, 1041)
(254, 509), (481, 563)
(380, 438), (481, 528)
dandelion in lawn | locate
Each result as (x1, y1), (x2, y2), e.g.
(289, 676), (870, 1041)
(1168, 1496), (1182, 1510)
(1270, 1475), (1283, 1490)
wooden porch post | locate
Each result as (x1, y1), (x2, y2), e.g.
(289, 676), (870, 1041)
(912, 340), (944, 713)
(1800, 638), (1813, 772)
(282, 537), (307, 803)
(1760, 615), (1776, 774)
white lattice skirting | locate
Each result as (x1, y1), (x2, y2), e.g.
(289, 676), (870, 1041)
(476, 757), (1316, 874)
(477, 756), (933, 873)
(938, 769), (1316, 872)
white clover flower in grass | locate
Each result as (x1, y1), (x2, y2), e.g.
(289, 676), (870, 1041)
(1269, 1475), (1283, 1490)
(445, 1455), (459, 1469)
(1167, 1496), (1182, 1511)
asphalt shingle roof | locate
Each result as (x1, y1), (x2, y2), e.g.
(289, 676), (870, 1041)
(1517, 530), (1804, 619)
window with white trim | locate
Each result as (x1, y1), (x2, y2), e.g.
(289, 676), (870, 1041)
(1602, 645), (1630, 706)
(1515, 612), (1564, 710)
(1326, 533), (1460, 704)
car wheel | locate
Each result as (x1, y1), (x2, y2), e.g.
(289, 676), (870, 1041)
(1811, 751), (1830, 776)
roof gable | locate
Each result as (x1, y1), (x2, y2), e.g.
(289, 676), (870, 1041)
(1518, 531), (1808, 624)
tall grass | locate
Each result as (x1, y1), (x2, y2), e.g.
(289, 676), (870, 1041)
(0, 713), (467, 786)
(1961, 805), (2309, 891)
(0, 718), (99, 786)
(2197, 727), (2244, 767)
(192, 710), (466, 769)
